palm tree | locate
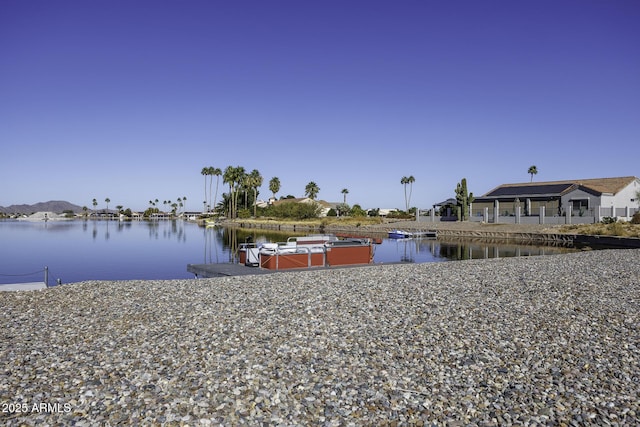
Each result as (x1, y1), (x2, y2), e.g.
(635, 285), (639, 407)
(211, 168), (222, 214)
(223, 166), (234, 217)
(206, 166), (214, 211)
(242, 174), (251, 209)
(249, 169), (263, 217)
(92, 198), (98, 216)
(528, 165), (538, 182)
(401, 177), (409, 212)
(223, 165), (245, 218)
(407, 176), (415, 211)
(341, 188), (349, 204)
(401, 176), (415, 212)
(305, 181), (320, 200)
(269, 177), (281, 201)
(234, 167), (246, 217)
(105, 198), (110, 215)
(201, 167), (210, 211)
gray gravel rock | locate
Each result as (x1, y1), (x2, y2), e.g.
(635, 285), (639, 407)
(1, 249), (638, 425)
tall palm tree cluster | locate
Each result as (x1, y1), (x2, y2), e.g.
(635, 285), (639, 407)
(400, 176), (415, 212)
(201, 166), (329, 219)
(204, 166), (422, 219)
(201, 166), (222, 213)
(202, 166), (265, 218)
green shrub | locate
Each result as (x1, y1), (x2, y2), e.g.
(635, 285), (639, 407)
(632, 212), (640, 224)
(143, 207), (159, 217)
(350, 204), (367, 217)
(237, 209), (251, 219)
(263, 202), (322, 220)
(601, 216), (617, 224)
(387, 211), (413, 219)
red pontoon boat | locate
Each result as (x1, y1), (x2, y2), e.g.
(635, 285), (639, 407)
(239, 234), (375, 270)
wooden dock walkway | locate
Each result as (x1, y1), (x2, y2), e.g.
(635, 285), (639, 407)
(187, 263), (276, 278)
(0, 282), (47, 291)
(186, 261), (402, 278)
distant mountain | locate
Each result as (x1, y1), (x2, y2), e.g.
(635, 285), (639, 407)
(0, 200), (84, 215)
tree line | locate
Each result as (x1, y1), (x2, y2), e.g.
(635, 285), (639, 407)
(201, 166), (325, 219)
(81, 165), (555, 221)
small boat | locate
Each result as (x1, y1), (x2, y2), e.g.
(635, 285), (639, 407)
(238, 234), (375, 270)
(388, 230), (437, 239)
(388, 230), (412, 239)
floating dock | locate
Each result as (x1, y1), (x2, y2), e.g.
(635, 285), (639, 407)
(388, 230), (437, 239)
(186, 261), (402, 278)
(187, 263), (276, 277)
(0, 282), (47, 291)
(410, 231), (437, 238)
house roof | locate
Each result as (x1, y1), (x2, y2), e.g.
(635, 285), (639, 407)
(481, 176), (637, 199)
(433, 198), (457, 207)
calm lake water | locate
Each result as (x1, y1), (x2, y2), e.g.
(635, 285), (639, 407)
(0, 219), (577, 285)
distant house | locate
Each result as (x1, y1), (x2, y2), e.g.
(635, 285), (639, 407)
(472, 176), (640, 222)
(254, 199), (270, 209)
(432, 198), (457, 217)
(377, 208), (398, 217)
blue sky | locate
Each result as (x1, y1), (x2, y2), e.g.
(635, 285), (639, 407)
(2, 0), (638, 212)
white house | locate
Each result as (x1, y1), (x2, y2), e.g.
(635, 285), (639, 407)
(560, 176), (640, 220)
(471, 176), (640, 224)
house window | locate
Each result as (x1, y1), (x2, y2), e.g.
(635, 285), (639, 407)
(571, 199), (588, 211)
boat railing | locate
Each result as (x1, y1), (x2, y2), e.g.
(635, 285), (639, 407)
(260, 244), (327, 270)
(239, 242), (259, 250)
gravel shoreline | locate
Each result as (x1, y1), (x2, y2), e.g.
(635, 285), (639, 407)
(1, 249), (639, 425)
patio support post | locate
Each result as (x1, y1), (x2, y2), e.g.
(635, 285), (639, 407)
(539, 206), (545, 224)
(494, 200), (500, 224)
